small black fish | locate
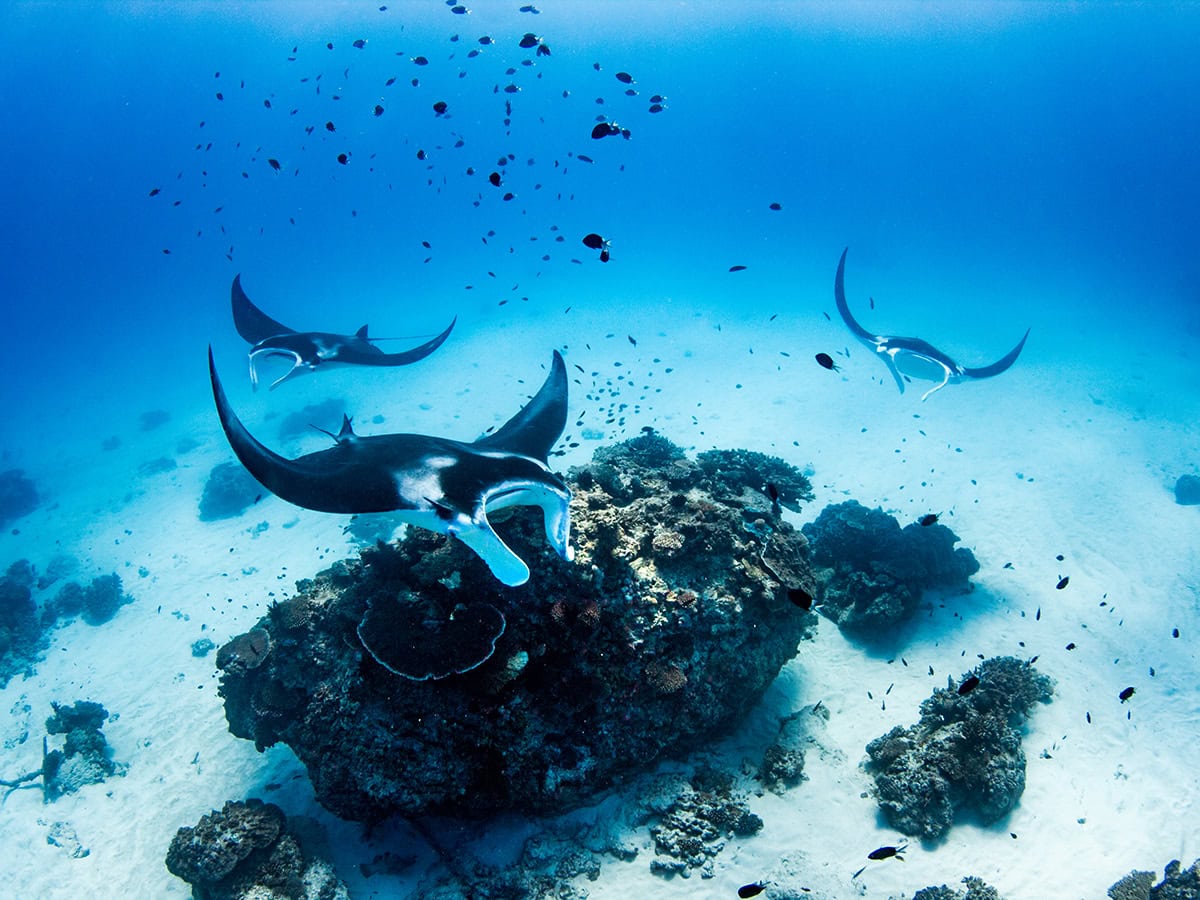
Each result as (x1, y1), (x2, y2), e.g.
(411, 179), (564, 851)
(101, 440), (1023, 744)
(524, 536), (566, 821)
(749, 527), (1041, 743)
(615, 71), (634, 84)
(267, 158), (281, 171)
(489, 171), (502, 186)
(738, 883), (768, 899)
(918, 513), (939, 527)
(768, 202), (782, 211)
(1066, 642), (1075, 650)
(353, 38), (366, 48)
(433, 100), (448, 115)
(815, 352), (839, 371)
(957, 675), (980, 695)
(582, 233), (605, 250)
(787, 587), (813, 611)
(519, 32), (541, 48)
(1173, 627), (1180, 638)
(451, 4), (468, 13)
(1119, 686), (1135, 702)
(867, 844), (907, 860)
(373, 104), (385, 117)
(728, 264), (747, 272)
(1056, 576), (1070, 590)
(325, 121), (336, 132)
(148, 187), (161, 197)
(648, 103), (665, 114)
(336, 153), (349, 165)
(591, 121), (623, 140)
(599, 249), (610, 263)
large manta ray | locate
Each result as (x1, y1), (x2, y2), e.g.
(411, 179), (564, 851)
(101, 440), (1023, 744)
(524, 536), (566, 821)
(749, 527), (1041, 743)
(231, 274), (457, 389)
(209, 348), (573, 586)
(835, 248), (1030, 401)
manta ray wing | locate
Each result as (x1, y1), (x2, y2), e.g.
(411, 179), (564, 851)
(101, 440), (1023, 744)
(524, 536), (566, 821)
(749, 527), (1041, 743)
(231, 274), (296, 343)
(962, 328), (1031, 379)
(329, 317), (458, 367)
(473, 350), (568, 462)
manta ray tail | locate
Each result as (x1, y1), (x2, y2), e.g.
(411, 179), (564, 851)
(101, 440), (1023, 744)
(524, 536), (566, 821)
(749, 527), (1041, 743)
(962, 328), (1031, 379)
(473, 350), (568, 462)
(834, 248), (880, 343)
(231, 274), (295, 344)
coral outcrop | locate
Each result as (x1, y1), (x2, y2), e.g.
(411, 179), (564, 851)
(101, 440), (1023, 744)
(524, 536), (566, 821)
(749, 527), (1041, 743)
(802, 500), (979, 639)
(0, 469), (39, 529)
(43, 700), (124, 800)
(218, 433), (816, 822)
(0, 560), (44, 688)
(199, 461), (263, 521)
(165, 799), (348, 900)
(1175, 474), (1200, 506)
(864, 656), (1053, 840)
(913, 876), (1005, 900)
(1108, 859), (1200, 900)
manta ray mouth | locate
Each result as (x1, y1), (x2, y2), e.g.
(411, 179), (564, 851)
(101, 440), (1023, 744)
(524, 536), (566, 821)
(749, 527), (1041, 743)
(481, 479), (574, 563)
(247, 348), (304, 391)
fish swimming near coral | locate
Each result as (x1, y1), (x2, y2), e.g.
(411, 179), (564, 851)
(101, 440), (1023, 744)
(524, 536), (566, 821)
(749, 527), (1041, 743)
(231, 274), (456, 389)
(834, 249), (1030, 401)
(208, 348), (574, 586)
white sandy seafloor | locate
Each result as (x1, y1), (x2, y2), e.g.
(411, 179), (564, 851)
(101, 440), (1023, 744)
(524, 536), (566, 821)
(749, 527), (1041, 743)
(0, 297), (1197, 900)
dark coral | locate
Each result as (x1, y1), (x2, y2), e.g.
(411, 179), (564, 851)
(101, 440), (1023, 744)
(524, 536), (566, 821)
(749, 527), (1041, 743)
(218, 435), (816, 822)
(696, 447), (814, 513)
(0, 468), (39, 529)
(802, 499), (979, 639)
(199, 462), (263, 521)
(79, 573), (133, 625)
(0, 560), (44, 687)
(913, 876), (1005, 900)
(357, 592), (506, 679)
(1108, 859), (1200, 900)
(42, 700), (122, 801)
(1175, 474), (1200, 506)
(165, 798), (349, 900)
(864, 656), (1053, 840)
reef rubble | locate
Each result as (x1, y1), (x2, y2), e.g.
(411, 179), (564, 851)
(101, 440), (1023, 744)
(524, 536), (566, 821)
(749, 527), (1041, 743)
(218, 433), (816, 822)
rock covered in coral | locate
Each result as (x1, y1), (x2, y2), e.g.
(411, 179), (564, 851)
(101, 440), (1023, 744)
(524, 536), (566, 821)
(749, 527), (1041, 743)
(1108, 859), (1200, 900)
(644, 769), (762, 879)
(165, 798), (349, 900)
(0, 560), (45, 688)
(1175, 474), (1200, 506)
(913, 876), (1005, 900)
(0, 468), (39, 529)
(199, 461), (263, 521)
(864, 656), (1053, 840)
(802, 500), (979, 639)
(758, 706), (823, 793)
(218, 433), (816, 822)
(43, 700), (124, 800)
(79, 573), (133, 625)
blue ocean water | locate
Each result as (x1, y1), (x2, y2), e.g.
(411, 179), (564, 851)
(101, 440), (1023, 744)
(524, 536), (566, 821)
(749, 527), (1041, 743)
(1, 2), (1199, 897)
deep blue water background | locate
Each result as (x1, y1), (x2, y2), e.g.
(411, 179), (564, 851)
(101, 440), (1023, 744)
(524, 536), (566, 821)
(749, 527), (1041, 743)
(1, 0), (1198, 477)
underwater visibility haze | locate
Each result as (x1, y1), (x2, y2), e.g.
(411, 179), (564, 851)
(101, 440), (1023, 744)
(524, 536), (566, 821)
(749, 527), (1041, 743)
(0, 2), (1198, 899)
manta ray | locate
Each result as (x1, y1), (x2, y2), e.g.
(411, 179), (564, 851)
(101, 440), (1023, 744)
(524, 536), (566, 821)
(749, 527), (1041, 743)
(208, 347), (573, 586)
(835, 248), (1030, 401)
(231, 274), (457, 389)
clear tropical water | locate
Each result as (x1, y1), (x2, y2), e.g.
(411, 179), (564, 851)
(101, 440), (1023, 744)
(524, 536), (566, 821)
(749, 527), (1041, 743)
(1, 3), (1198, 898)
